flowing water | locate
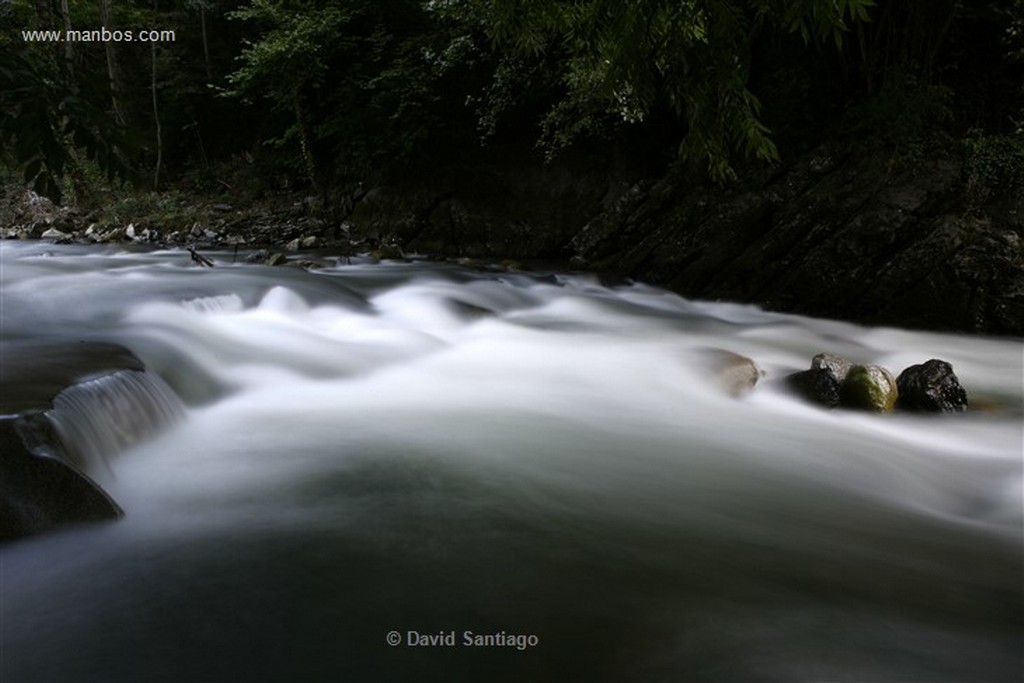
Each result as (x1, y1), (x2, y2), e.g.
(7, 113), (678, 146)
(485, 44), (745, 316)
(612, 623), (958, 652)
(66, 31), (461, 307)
(1, 242), (1021, 682)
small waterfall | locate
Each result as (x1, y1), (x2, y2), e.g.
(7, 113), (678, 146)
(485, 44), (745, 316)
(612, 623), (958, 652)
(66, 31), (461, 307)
(45, 370), (186, 473)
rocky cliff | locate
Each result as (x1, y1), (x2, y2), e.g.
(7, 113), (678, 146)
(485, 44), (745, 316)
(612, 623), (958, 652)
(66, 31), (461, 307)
(353, 142), (1024, 336)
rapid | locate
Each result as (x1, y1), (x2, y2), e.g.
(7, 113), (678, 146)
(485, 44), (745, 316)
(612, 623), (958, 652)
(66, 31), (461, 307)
(1, 242), (1021, 682)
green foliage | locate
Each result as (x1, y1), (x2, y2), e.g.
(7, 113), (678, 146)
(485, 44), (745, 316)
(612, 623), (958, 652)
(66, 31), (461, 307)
(228, 1), (356, 106)
(0, 45), (138, 200)
(227, 0), (457, 195)
(4, 0), (1019, 205)
(841, 68), (953, 166)
(962, 130), (1024, 206)
(442, 0), (874, 182)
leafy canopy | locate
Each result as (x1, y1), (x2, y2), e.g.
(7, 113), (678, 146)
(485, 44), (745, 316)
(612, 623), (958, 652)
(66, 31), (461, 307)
(0, 3), (137, 199)
(441, 0), (874, 181)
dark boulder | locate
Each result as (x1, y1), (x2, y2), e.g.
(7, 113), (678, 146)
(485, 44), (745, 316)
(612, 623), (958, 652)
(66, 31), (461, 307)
(810, 353), (852, 382)
(786, 352), (852, 408)
(896, 359), (968, 413)
(786, 367), (842, 408)
(1, 417), (122, 542)
(0, 340), (153, 542)
(0, 340), (144, 414)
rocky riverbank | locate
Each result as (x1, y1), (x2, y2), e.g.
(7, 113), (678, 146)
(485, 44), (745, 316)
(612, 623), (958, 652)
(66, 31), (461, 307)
(3, 142), (1022, 336)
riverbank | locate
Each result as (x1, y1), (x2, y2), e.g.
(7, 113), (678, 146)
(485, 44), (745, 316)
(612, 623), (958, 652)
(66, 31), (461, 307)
(3, 140), (1022, 336)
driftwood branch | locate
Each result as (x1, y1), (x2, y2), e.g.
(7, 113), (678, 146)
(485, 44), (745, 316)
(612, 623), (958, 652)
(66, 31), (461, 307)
(187, 246), (215, 267)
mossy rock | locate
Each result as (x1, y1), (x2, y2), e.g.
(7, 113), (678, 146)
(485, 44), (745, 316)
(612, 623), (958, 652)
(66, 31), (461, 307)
(839, 364), (898, 412)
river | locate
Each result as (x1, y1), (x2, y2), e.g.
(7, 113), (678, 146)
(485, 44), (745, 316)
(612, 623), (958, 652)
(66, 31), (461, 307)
(1, 242), (1021, 682)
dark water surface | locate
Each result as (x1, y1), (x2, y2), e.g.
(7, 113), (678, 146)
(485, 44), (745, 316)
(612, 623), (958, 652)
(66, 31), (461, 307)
(1, 243), (1021, 682)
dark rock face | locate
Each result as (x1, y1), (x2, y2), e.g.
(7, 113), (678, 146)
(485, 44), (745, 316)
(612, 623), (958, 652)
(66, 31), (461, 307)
(896, 359), (969, 413)
(0, 341), (147, 542)
(570, 147), (1024, 336)
(350, 144), (622, 260)
(0, 418), (122, 542)
(0, 340), (144, 414)
(786, 367), (842, 408)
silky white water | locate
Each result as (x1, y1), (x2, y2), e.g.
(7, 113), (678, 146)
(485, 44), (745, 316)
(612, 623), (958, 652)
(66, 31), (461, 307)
(1, 243), (1021, 682)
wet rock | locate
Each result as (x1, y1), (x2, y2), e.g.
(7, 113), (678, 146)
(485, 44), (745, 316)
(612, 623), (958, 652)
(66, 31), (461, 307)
(103, 227), (126, 242)
(446, 299), (494, 320)
(265, 252), (288, 266)
(41, 227), (71, 242)
(839, 364), (899, 412)
(247, 249), (270, 263)
(0, 341), (149, 541)
(454, 256), (483, 270)
(811, 353), (852, 382)
(1, 418), (123, 542)
(786, 367), (842, 408)
(372, 243), (404, 260)
(0, 340), (146, 414)
(786, 353), (852, 408)
(289, 259), (327, 270)
(301, 235), (318, 249)
(286, 237), (301, 252)
(896, 359), (968, 413)
(692, 349), (762, 397)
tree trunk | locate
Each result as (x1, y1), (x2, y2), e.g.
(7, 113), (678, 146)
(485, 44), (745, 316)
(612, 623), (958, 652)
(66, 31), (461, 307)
(100, 0), (125, 124)
(292, 89), (321, 200)
(59, 0), (74, 78)
(200, 4), (212, 83)
(151, 0), (163, 190)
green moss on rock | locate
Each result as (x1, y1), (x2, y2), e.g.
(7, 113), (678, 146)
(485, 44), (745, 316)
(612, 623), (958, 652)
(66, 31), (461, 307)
(840, 364), (899, 412)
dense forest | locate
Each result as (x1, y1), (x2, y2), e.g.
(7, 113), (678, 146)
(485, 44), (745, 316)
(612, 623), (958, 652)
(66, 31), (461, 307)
(2, 0), (1023, 332)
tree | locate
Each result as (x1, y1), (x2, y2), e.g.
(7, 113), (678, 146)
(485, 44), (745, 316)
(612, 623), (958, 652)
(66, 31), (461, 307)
(442, 0), (875, 181)
(0, 34), (136, 199)
(228, 0), (359, 198)
(99, 0), (125, 124)
(227, 0), (459, 201)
